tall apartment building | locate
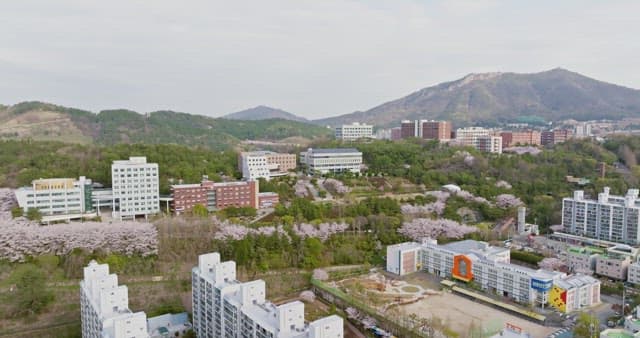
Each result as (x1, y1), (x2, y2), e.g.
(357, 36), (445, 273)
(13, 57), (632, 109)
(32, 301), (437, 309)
(14, 176), (93, 220)
(398, 120), (451, 141)
(500, 131), (541, 148)
(81, 261), (149, 338)
(170, 179), (274, 213)
(111, 157), (159, 220)
(574, 123), (592, 138)
(335, 122), (373, 141)
(541, 129), (572, 146)
(239, 151), (297, 181)
(300, 148), (362, 175)
(192, 252), (344, 338)
(387, 239), (601, 312)
(562, 187), (640, 245)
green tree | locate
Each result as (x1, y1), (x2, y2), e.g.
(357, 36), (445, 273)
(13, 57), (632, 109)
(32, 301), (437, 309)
(26, 208), (42, 222)
(11, 207), (23, 218)
(573, 312), (599, 338)
(11, 264), (54, 317)
(192, 204), (208, 217)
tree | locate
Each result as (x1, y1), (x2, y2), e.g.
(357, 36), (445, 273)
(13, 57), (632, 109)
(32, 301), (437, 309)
(11, 264), (54, 317)
(192, 204), (208, 217)
(11, 207), (23, 218)
(573, 312), (599, 338)
(26, 208), (42, 222)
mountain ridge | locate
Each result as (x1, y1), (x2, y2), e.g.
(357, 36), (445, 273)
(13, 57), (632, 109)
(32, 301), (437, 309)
(313, 68), (640, 127)
(223, 105), (308, 122)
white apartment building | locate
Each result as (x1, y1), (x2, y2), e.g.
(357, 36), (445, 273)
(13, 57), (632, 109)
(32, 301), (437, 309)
(80, 261), (149, 338)
(239, 151), (296, 181)
(387, 239), (601, 312)
(335, 123), (373, 141)
(14, 176), (94, 221)
(454, 127), (502, 154)
(300, 148), (362, 175)
(192, 252), (344, 338)
(111, 157), (159, 220)
(562, 187), (640, 245)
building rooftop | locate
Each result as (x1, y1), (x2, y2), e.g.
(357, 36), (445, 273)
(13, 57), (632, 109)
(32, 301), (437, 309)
(568, 246), (604, 255)
(307, 148), (361, 154)
(170, 183), (203, 189)
(555, 274), (600, 290)
(441, 239), (509, 258)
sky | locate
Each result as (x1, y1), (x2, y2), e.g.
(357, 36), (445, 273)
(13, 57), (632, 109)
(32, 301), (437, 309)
(1, 0), (639, 119)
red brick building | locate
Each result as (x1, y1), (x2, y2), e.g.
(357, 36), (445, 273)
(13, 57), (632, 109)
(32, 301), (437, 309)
(170, 180), (275, 214)
(541, 129), (573, 145)
(422, 121), (452, 141)
(500, 130), (541, 148)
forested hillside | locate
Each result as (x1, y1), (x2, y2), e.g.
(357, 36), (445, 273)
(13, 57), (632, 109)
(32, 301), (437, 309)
(0, 102), (331, 150)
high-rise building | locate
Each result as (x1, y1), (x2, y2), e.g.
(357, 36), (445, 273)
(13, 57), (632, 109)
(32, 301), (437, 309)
(191, 252), (344, 338)
(300, 148), (362, 175)
(562, 187), (640, 245)
(239, 151), (296, 181)
(14, 176), (93, 221)
(80, 261), (149, 338)
(400, 120), (419, 139)
(111, 157), (159, 220)
(387, 239), (601, 313)
(335, 123), (373, 141)
(421, 121), (452, 141)
(574, 123), (592, 138)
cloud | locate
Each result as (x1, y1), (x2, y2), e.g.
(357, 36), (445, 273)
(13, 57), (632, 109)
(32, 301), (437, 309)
(0, 0), (638, 119)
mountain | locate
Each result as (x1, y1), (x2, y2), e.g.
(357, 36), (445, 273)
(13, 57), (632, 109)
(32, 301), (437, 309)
(314, 68), (640, 127)
(0, 102), (330, 151)
(223, 105), (308, 122)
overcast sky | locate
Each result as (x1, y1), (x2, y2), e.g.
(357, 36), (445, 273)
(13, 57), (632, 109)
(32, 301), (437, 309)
(1, 1), (638, 119)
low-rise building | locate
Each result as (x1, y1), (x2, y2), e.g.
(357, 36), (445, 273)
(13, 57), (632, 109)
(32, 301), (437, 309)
(300, 148), (362, 175)
(628, 261), (640, 285)
(541, 129), (572, 145)
(595, 244), (636, 280)
(454, 127), (502, 153)
(192, 252), (344, 338)
(387, 239), (601, 312)
(170, 180), (271, 213)
(500, 131), (541, 148)
(566, 246), (601, 274)
(477, 135), (503, 154)
(14, 176), (94, 221)
(239, 151), (296, 181)
(335, 122), (374, 141)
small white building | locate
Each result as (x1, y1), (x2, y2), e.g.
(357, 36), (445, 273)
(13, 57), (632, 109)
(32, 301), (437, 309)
(300, 148), (362, 175)
(192, 252), (344, 338)
(111, 156), (159, 220)
(335, 123), (373, 141)
(14, 176), (94, 221)
(239, 151), (296, 181)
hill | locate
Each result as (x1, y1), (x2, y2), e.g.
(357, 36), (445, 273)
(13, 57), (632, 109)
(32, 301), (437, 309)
(314, 68), (640, 127)
(0, 102), (330, 151)
(223, 105), (308, 122)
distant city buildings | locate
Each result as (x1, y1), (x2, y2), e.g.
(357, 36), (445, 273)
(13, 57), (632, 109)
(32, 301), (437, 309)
(300, 148), (363, 175)
(239, 151), (296, 181)
(80, 261), (191, 338)
(387, 238), (601, 313)
(562, 187), (640, 245)
(170, 179), (277, 214)
(335, 122), (373, 141)
(454, 127), (503, 154)
(191, 252), (344, 338)
(111, 156), (159, 220)
(14, 176), (94, 222)
(399, 120), (451, 141)
(541, 129), (572, 145)
(574, 123), (593, 138)
(500, 130), (541, 148)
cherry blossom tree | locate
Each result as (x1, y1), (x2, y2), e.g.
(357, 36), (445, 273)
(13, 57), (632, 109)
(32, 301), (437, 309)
(398, 218), (477, 241)
(538, 257), (566, 271)
(495, 194), (524, 208)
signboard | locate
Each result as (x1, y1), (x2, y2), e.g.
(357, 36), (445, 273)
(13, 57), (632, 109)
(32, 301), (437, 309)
(530, 278), (553, 292)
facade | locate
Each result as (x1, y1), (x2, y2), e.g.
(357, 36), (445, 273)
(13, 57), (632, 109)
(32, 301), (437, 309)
(541, 129), (572, 145)
(400, 120), (420, 139)
(300, 148), (362, 175)
(80, 261), (149, 338)
(596, 254), (632, 280)
(500, 131), (541, 148)
(239, 151), (296, 181)
(111, 157), (159, 220)
(171, 180), (265, 213)
(562, 187), (640, 245)
(14, 176), (93, 220)
(398, 120), (451, 141)
(566, 246), (601, 274)
(387, 239), (601, 312)
(575, 123), (592, 138)
(629, 262), (640, 285)
(335, 123), (373, 141)
(192, 252), (344, 338)
(258, 192), (279, 209)
(476, 135), (503, 154)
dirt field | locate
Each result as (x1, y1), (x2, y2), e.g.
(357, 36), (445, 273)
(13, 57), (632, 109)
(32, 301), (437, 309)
(398, 291), (556, 337)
